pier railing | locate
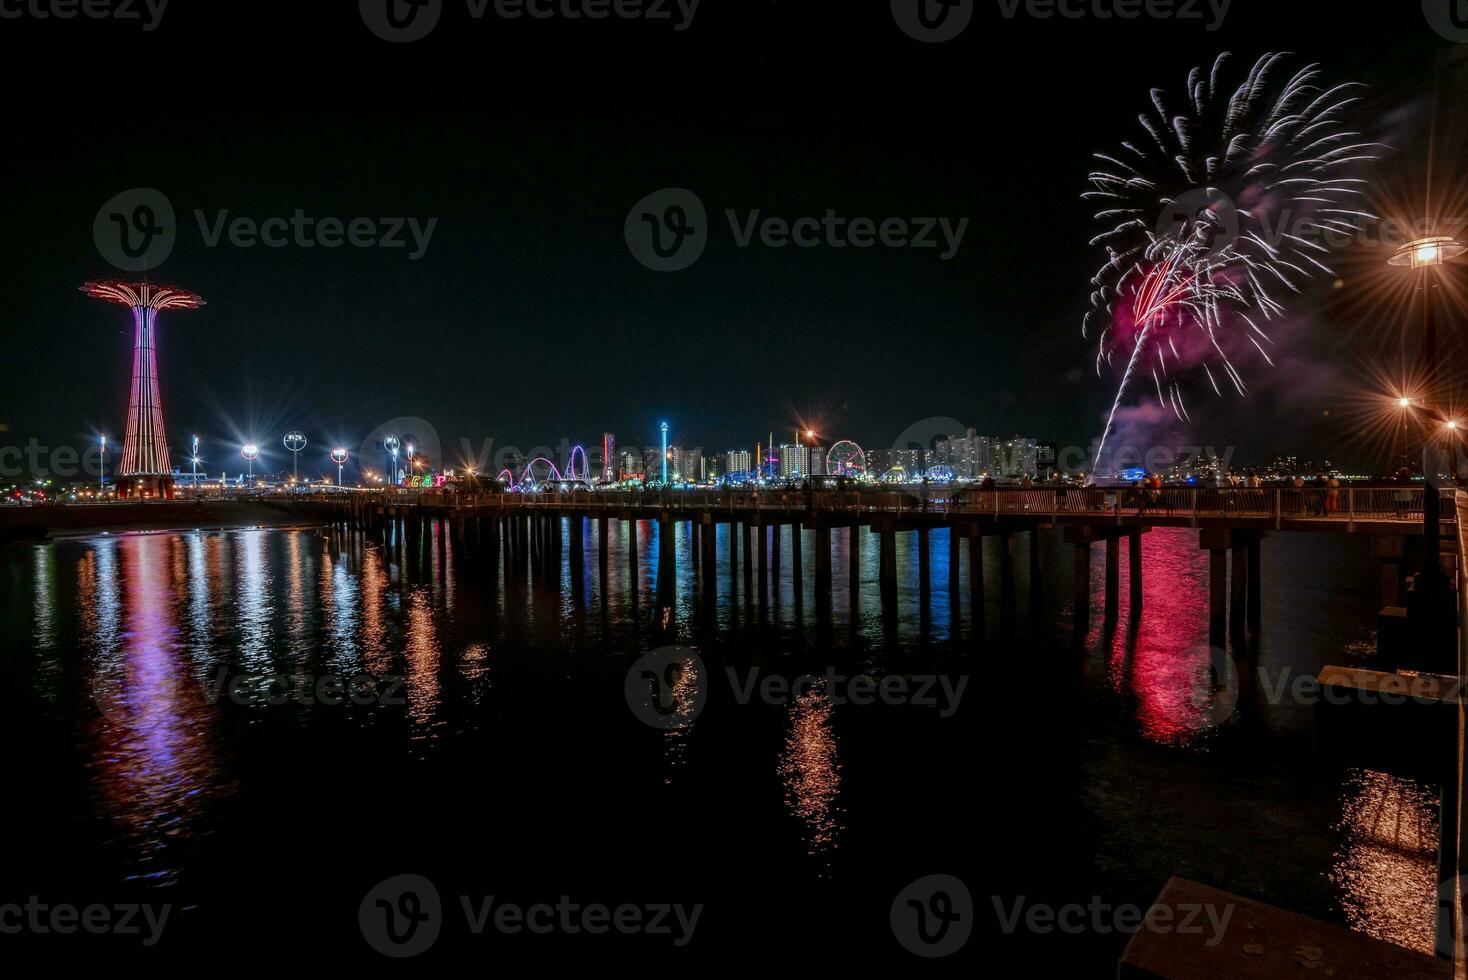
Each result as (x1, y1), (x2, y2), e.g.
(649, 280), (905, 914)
(357, 485), (1457, 527)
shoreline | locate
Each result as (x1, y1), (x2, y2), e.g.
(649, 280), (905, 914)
(0, 501), (328, 542)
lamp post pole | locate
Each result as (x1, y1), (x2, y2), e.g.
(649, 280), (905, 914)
(99, 434), (106, 496)
(1391, 237), (1463, 593)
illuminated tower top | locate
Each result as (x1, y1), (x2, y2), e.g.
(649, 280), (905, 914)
(80, 280), (206, 311)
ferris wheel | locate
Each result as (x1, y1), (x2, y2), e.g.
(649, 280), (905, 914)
(826, 440), (867, 477)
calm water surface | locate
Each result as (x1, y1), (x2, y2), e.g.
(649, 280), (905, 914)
(0, 519), (1439, 967)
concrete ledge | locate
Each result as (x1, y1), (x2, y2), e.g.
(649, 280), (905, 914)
(1314, 667), (1459, 782)
(1120, 878), (1450, 979)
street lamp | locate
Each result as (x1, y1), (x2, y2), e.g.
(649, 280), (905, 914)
(242, 443), (259, 482)
(99, 434), (106, 496)
(331, 447), (349, 486)
(384, 435), (400, 485)
(284, 431), (307, 482)
(1390, 235), (1464, 597)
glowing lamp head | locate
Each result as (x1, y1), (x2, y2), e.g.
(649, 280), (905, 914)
(1391, 236), (1466, 269)
(241, 444), (259, 461)
(1449, 420), (1461, 431)
(331, 448), (349, 464)
(1398, 397), (1413, 409)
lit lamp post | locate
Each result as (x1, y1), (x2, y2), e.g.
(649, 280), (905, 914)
(99, 434), (106, 496)
(284, 431), (307, 483)
(384, 435), (400, 486)
(331, 447), (349, 487)
(242, 443), (259, 483)
(660, 422), (669, 486)
(191, 435), (200, 493)
(1390, 235), (1465, 597)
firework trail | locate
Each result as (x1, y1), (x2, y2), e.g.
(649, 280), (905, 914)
(1084, 52), (1382, 477)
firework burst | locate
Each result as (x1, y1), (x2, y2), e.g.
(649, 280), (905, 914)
(1084, 52), (1383, 474)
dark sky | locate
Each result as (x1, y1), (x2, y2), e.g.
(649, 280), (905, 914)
(3, 0), (1465, 477)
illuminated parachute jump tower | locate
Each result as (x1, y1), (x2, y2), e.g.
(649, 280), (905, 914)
(81, 280), (206, 500)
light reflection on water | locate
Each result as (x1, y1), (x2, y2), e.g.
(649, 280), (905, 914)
(1330, 769), (1440, 955)
(2, 520), (1422, 953)
(778, 680), (843, 876)
(85, 533), (231, 887)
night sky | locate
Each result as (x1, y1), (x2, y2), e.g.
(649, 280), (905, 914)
(4, 1), (1465, 475)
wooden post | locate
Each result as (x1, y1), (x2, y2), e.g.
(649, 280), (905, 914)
(1029, 528), (1042, 607)
(598, 515), (609, 586)
(1000, 532), (1016, 616)
(701, 517), (716, 605)
(948, 528), (961, 597)
(1209, 548), (1227, 648)
(880, 526), (897, 607)
(742, 521), (754, 604)
(918, 527), (931, 606)
(1105, 536), (1120, 622)
(969, 531), (985, 634)
(728, 520), (739, 601)
(1247, 535), (1262, 634)
(815, 523), (832, 599)
(1074, 541), (1092, 630)
(771, 523), (782, 603)
(791, 522), (804, 604)
(1128, 530), (1143, 617)
(757, 521), (769, 607)
(1231, 540), (1248, 637)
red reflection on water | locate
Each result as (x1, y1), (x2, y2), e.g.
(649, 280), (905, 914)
(1093, 529), (1227, 746)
